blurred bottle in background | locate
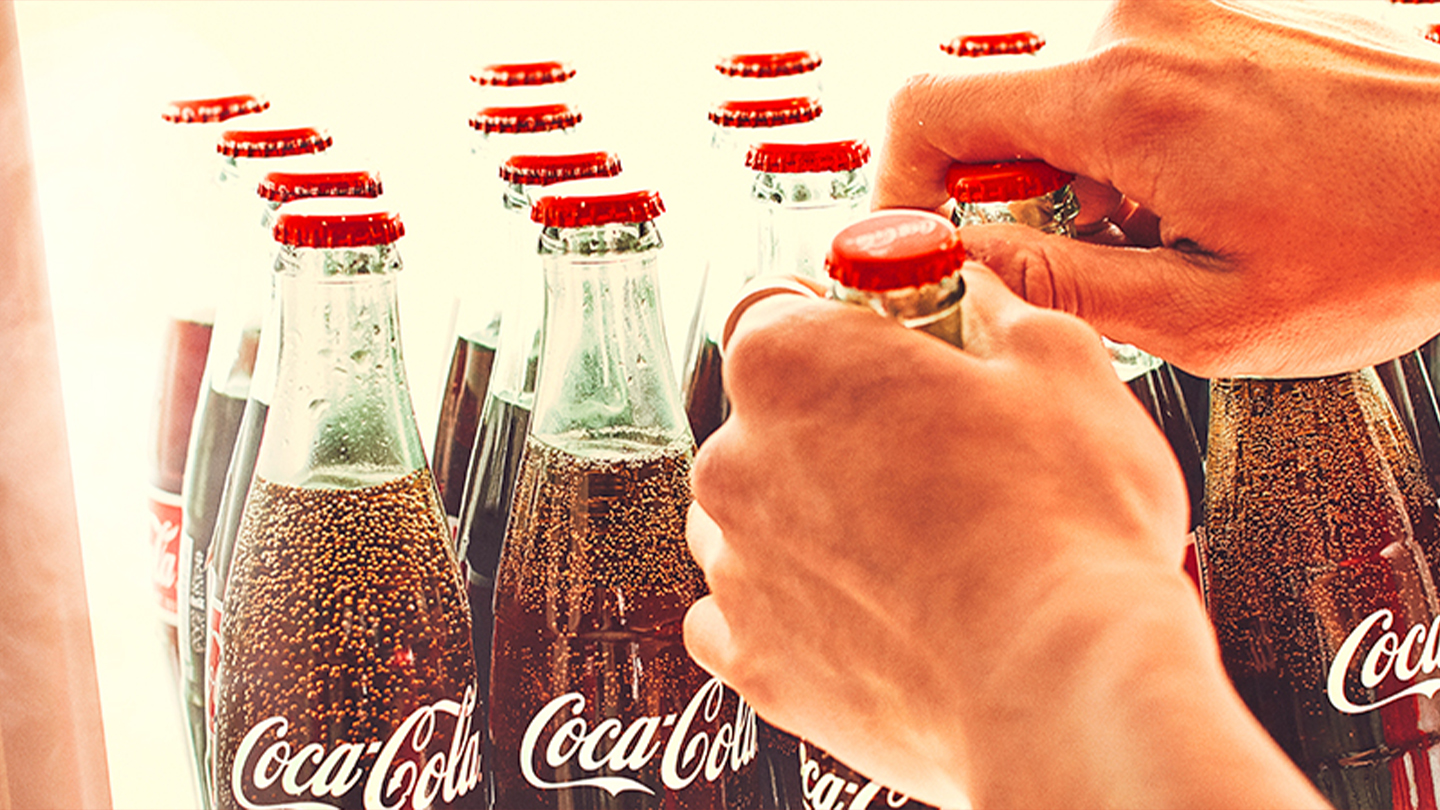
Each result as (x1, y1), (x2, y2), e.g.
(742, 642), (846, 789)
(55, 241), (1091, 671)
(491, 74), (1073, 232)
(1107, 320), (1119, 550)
(679, 92), (825, 446)
(147, 92), (269, 680)
(432, 93), (581, 539)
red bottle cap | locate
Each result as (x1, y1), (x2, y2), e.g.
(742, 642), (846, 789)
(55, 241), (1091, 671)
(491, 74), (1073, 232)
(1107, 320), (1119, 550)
(1428, 23), (1440, 43)
(469, 103), (582, 134)
(272, 199), (404, 248)
(826, 210), (965, 291)
(715, 50), (822, 78)
(946, 160), (1073, 203)
(531, 188), (665, 228)
(499, 151), (622, 186)
(471, 60), (576, 87)
(708, 96), (822, 129)
(163, 93), (269, 124)
(941, 31), (1046, 57)
(218, 126), (332, 159)
(258, 169), (383, 204)
(745, 139), (871, 174)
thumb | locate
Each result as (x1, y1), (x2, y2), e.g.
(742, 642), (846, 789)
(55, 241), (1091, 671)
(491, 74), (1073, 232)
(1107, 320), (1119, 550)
(959, 222), (1246, 375)
(682, 595), (735, 681)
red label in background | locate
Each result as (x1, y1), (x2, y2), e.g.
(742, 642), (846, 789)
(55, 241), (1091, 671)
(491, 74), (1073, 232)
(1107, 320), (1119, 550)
(147, 488), (181, 621)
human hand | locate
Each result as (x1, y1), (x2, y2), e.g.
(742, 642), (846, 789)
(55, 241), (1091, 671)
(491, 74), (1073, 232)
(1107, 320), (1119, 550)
(876, 0), (1440, 377)
(682, 264), (1325, 807)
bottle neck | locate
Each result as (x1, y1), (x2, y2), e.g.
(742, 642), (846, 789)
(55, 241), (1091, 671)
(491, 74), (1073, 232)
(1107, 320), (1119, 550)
(953, 186), (1078, 235)
(831, 268), (966, 348)
(256, 243), (429, 488)
(530, 220), (690, 452)
(752, 169), (871, 283)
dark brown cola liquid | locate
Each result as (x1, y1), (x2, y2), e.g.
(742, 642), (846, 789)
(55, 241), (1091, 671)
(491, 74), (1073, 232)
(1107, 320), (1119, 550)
(216, 468), (481, 810)
(433, 334), (498, 531)
(457, 392), (531, 703)
(1126, 363), (1206, 533)
(490, 433), (762, 809)
(1202, 372), (1440, 810)
(683, 335), (728, 447)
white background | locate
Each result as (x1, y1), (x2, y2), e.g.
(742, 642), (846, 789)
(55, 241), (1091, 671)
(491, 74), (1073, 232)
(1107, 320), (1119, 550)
(9, 2), (1395, 807)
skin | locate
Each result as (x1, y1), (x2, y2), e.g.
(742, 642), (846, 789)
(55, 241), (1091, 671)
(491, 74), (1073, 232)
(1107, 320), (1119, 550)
(684, 270), (1327, 808)
(876, 0), (1440, 377)
(678, 0), (1440, 804)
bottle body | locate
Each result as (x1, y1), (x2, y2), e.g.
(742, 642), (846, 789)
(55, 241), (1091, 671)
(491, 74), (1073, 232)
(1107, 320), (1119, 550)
(213, 226), (481, 810)
(1202, 369), (1440, 809)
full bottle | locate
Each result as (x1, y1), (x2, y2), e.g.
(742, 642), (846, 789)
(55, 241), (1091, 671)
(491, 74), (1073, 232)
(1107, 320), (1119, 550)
(1202, 374), (1440, 804)
(946, 159), (1208, 553)
(453, 149), (622, 706)
(214, 198), (481, 810)
(147, 92), (269, 676)
(488, 184), (762, 808)
(432, 99), (582, 537)
(178, 162), (377, 809)
(189, 126), (341, 806)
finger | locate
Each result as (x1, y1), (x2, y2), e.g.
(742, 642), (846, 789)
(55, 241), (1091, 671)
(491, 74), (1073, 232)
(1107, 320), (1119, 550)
(1069, 176), (1125, 235)
(873, 63), (1103, 213)
(682, 595), (735, 681)
(956, 261), (1112, 377)
(958, 222), (1245, 372)
(685, 499), (724, 573)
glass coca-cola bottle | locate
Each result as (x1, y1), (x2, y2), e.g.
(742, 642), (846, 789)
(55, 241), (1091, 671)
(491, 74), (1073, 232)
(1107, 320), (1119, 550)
(214, 198), (481, 810)
(432, 101), (583, 538)
(1202, 363), (1440, 808)
(947, 159), (1208, 554)
(178, 162), (377, 808)
(189, 123), (336, 804)
(453, 150), (621, 703)
(148, 93), (269, 677)
(488, 184), (762, 808)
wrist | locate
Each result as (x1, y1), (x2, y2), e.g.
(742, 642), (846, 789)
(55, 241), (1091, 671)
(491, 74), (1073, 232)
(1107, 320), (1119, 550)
(957, 560), (1327, 809)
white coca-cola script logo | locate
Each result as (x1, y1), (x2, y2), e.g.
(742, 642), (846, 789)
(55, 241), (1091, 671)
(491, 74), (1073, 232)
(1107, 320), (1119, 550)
(231, 685), (481, 810)
(148, 508), (180, 595)
(1328, 608), (1440, 714)
(519, 676), (756, 796)
(798, 741), (911, 810)
(850, 216), (942, 256)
